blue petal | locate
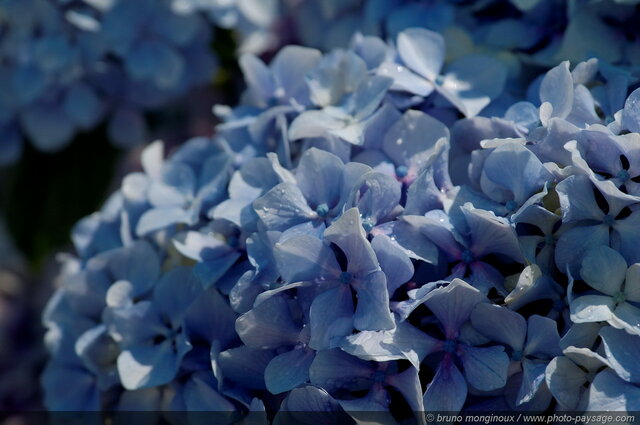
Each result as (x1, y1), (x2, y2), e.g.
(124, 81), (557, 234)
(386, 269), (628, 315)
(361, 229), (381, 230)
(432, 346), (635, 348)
(470, 303), (526, 350)
(556, 225), (610, 277)
(437, 54), (507, 118)
(107, 241), (160, 295)
(274, 234), (341, 283)
(523, 315), (561, 358)
(580, 246), (627, 296)
(382, 109), (449, 170)
(385, 366), (425, 412)
(295, 148), (344, 209)
(423, 361), (467, 413)
(539, 61), (573, 121)
(239, 53), (275, 104)
(352, 271), (395, 331)
(462, 204), (523, 261)
(217, 346), (275, 390)
(136, 207), (195, 236)
(371, 235), (413, 296)
(517, 360), (548, 406)
(324, 208), (380, 277)
(378, 219), (439, 264)
(403, 211), (462, 259)
(396, 28), (444, 81)
(182, 374), (236, 411)
(20, 103), (75, 152)
(153, 267), (203, 320)
(599, 326), (640, 385)
(480, 142), (552, 205)
(587, 369), (640, 411)
(340, 321), (440, 369)
(613, 210), (640, 265)
(610, 302), (640, 337)
(309, 349), (374, 393)
(271, 46), (321, 104)
(460, 345), (509, 391)
(235, 294), (300, 349)
(63, 83), (104, 129)
(377, 60), (434, 97)
(185, 288), (237, 348)
(42, 362), (100, 410)
(254, 182), (316, 231)
(265, 348), (315, 394)
(349, 172), (401, 226)
(424, 279), (485, 338)
(117, 334), (190, 390)
(348, 75), (392, 120)
(277, 385), (354, 424)
(545, 356), (587, 410)
(570, 295), (615, 324)
(309, 285), (354, 350)
(622, 88), (640, 133)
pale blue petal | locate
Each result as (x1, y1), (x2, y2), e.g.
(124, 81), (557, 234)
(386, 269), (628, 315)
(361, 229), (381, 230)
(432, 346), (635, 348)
(556, 225), (610, 277)
(296, 148), (344, 209)
(423, 361), (467, 413)
(470, 303), (526, 350)
(217, 346), (275, 390)
(235, 294), (300, 349)
(371, 235), (413, 296)
(254, 182), (315, 231)
(309, 349), (374, 393)
(599, 326), (640, 385)
(587, 370), (640, 411)
(324, 208), (380, 277)
(397, 28), (444, 81)
(523, 315), (561, 358)
(539, 61), (573, 120)
(424, 279), (485, 338)
(545, 356), (587, 410)
(309, 285), (354, 351)
(265, 348), (315, 394)
(340, 321), (440, 369)
(570, 295), (615, 324)
(460, 345), (509, 391)
(580, 246), (627, 296)
(274, 234), (340, 283)
(353, 271), (395, 331)
(437, 54), (507, 118)
(622, 88), (640, 133)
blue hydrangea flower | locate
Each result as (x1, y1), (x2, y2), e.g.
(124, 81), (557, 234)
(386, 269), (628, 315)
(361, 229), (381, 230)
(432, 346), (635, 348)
(555, 175), (640, 275)
(569, 245), (640, 336)
(107, 267), (202, 390)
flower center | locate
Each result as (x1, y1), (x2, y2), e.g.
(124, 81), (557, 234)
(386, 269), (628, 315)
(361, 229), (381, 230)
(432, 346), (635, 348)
(545, 234), (555, 246)
(340, 271), (353, 285)
(362, 217), (375, 232)
(613, 291), (626, 305)
(505, 200), (518, 212)
(373, 370), (386, 383)
(395, 165), (408, 178)
(461, 249), (474, 264)
(443, 339), (457, 353)
(435, 75), (444, 85)
(315, 203), (330, 217)
(617, 169), (630, 182)
(602, 214), (615, 227)
(227, 235), (239, 248)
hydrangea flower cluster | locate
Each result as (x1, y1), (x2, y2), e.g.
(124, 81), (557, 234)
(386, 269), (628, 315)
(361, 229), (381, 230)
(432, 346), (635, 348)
(43, 24), (640, 418)
(206, 0), (640, 71)
(0, 0), (217, 163)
